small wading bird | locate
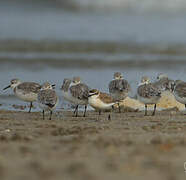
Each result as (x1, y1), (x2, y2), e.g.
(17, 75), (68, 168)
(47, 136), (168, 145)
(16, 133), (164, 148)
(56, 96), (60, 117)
(172, 80), (186, 110)
(61, 78), (76, 112)
(37, 82), (58, 120)
(61, 78), (83, 115)
(153, 73), (174, 92)
(68, 77), (89, 117)
(137, 76), (161, 116)
(61, 78), (72, 103)
(88, 89), (116, 115)
(109, 72), (130, 113)
(3, 79), (41, 112)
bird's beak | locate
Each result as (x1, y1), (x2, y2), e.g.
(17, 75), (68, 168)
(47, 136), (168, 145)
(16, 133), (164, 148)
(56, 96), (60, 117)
(3, 85), (11, 90)
(88, 93), (95, 97)
(52, 84), (56, 89)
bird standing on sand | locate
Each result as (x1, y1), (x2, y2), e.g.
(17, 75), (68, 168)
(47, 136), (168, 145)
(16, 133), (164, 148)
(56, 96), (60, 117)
(137, 76), (161, 116)
(68, 77), (89, 117)
(37, 82), (58, 120)
(109, 72), (130, 113)
(3, 79), (41, 112)
(172, 80), (186, 110)
(88, 89), (116, 117)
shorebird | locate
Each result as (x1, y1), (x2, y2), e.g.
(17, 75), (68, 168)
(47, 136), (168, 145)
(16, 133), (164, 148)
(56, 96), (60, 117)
(68, 77), (89, 117)
(37, 82), (58, 120)
(61, 78), (72, 103)
(88, 89), (116, 116)
(3, 79), (41, 112)
(108, 72), (130, 113)
(137, 76), (161, 116)
(172, 80), (186, 109)
(153, 73), (174, 92)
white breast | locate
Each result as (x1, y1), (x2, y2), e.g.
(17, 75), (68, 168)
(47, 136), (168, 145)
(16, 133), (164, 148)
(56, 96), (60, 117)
(61, 90), (73, 103)
(88, 96), (115, 110)
(15, 88), (38, 102)
(137, 94), (160, 105)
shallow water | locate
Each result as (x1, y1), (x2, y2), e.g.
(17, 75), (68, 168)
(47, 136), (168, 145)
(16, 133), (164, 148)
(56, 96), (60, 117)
(1, 66), (186, 111)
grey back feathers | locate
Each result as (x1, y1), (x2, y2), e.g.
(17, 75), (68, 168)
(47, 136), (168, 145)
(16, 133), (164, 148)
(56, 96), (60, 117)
(16, 82), (41, 94)
(70, 83), (89, 100)
(138, 84), (161, 98)
(109, 79), (130, 94)
(153, 78), (174, 92)
(38, 89), (58, 107)
(174, 81), (186, 98)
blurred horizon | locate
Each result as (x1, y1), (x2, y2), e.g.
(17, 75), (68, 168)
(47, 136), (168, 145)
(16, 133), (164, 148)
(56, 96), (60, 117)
(1, 0), (186, 44)
(2, 0), (186, 13)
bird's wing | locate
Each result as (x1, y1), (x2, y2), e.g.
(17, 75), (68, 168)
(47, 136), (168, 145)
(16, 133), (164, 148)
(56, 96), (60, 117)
(18, 82), (41, 94)
(70, 83), (89, 100)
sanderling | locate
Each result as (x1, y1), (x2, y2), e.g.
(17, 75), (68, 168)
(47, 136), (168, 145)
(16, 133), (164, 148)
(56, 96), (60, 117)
(3, 79), (41, 112)
(172, 80), (186, 109)
(68, 77), (89, 117)
(88, 89), (116, 116)
(153, 73), (174, 92)
(61, 78), (72, 103)
(137, 76), (161, 116)
(37, 82), (58, 120)
(108, 72), (130, 113)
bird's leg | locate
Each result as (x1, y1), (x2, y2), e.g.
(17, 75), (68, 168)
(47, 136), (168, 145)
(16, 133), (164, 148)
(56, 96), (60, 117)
(28, 102), (32, 113)
(108, 103), (114, 121)
(73, 105), (78, 114)
(75, 105), (79, 117)
(49, 111), (53, 120)
(145, 104), (147, 116)
(42, 110), (45, 120)
(83, 105), (87, 117)
(118, 102), (121, 113)
(152, 104), (156, 116)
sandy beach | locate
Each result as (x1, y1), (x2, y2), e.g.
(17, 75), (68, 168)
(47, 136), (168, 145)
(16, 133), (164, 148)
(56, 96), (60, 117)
(0, 109), (185, 180)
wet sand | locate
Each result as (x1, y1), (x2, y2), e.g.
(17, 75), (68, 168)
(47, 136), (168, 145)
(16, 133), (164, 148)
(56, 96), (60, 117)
(0, 109), (186, 180)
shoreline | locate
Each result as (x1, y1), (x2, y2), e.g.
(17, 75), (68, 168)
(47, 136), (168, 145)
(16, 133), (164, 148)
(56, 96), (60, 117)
(0, 110), (185, 179)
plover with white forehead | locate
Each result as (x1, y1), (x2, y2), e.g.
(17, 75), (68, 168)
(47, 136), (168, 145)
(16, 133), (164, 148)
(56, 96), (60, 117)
(68, 77), (89, 117)
(153, 73), (174, 92)
(3, 79), (41, 112)
(88, 89), (116, 116)
(37, 82), (58, 120)
(172, 80), (186, 110)
(137, 76), (161, 116)
(109, 72), (130, 113)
